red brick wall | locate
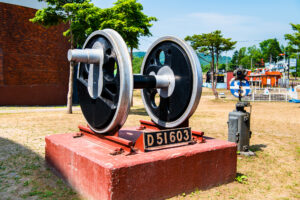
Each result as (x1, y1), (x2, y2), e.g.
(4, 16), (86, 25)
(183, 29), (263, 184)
(0, 48), (3, 85)
(0, 2), (70, 105)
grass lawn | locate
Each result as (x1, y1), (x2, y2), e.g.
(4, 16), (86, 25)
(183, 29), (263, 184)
(0, 88), (299, 200)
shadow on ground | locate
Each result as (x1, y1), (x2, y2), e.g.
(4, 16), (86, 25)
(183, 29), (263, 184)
(249, 144), (267, 152)
(0, 137), (79, 200)
(129, 107), (148, 116)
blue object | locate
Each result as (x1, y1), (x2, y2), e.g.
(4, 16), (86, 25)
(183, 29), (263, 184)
(202, 83), (227, 89)
(230, 79), (251, 98)
(289, 99), (300, 103)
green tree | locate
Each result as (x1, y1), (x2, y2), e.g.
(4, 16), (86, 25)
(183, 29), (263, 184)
(248, 46), (263, 69)
(100, 0), (157, 59)
(185, 30), (236, 99)
(132, 56), (144, 73)
(231, 50), (239, 65)
(227, 63), (237, 71)
(240, 56), (250, 69)
(259, 38), (282, 63)
(231, 45), (264, 69)
(30, 0), (102, 113)
(31, 0), (157, 112)
(242, 46), (262, 69)
(237, 47), (247, 65)
(201, 64), (211, 72)
(285, 23), (300, 55)
(285, 23), (300, 77)
(219, 63), (226, 70)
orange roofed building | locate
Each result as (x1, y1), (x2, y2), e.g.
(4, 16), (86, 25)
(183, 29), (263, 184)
(247, 69), (282, 87)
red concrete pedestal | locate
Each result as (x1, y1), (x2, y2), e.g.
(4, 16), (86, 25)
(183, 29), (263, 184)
(45, 130), (237, 200)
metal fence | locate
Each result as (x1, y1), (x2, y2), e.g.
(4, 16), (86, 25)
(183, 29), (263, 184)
(242, 88), (290, 102)
(278, 79), (289, 88)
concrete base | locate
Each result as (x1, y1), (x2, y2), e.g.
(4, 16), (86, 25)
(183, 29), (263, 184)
(240, 150), (256, 156)
(45, 130), (237, 200)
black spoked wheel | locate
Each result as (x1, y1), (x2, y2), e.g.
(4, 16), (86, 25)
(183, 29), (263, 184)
(141, 36), (202, 128)
(77, 29), (133, 134)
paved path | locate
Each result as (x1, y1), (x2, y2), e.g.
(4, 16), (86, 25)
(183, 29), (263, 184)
(0, 107), (81, 113)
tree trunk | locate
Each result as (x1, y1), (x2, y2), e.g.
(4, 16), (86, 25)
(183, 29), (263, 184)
(210, 52), (218, 99)
(67, 61), (74, 113)
(214, 54), (219, 99)
(130, 47), (133, 61)
(67, 22), (74, 114)
(216, 54), (219, 73)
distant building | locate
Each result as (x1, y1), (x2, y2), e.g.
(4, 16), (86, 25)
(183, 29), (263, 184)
(247, 69), (282, 87)
(0, 2), (70, 105)
(204, 70), (228, 89)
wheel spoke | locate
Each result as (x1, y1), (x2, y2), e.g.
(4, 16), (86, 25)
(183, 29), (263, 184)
(164, 48), (172, 66)
(159, 97), (169, 121)
(78, 77), (88, 87)
(99, 96), (116, 110)
(103, 87), (117, 100)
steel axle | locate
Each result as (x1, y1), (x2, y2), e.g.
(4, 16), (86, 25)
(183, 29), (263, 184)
(71, 29), (202, 134)
(68, 49), (173, 90)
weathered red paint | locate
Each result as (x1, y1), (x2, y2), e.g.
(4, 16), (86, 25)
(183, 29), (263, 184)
(46, 129), (237, 200)
(77, 120), (205, 154)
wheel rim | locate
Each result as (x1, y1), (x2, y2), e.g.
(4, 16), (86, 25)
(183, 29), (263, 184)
(77, 29), (133, 134)
(141, 36), (202, 128)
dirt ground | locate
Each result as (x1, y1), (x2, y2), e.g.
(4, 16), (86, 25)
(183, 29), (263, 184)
(0, 88), (299, 200)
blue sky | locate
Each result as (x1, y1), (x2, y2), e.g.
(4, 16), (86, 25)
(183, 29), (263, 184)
(2, 0), (299, 56)
(93, 0), (300, 56)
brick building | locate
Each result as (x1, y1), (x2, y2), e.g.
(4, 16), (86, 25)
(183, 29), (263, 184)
(0, 2), (70, 105)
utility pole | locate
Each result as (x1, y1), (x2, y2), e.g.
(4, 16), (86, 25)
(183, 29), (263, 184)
(297, 53), (299, 81)
(287, 54), (290, 80)
(251, 57), (253, 70)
